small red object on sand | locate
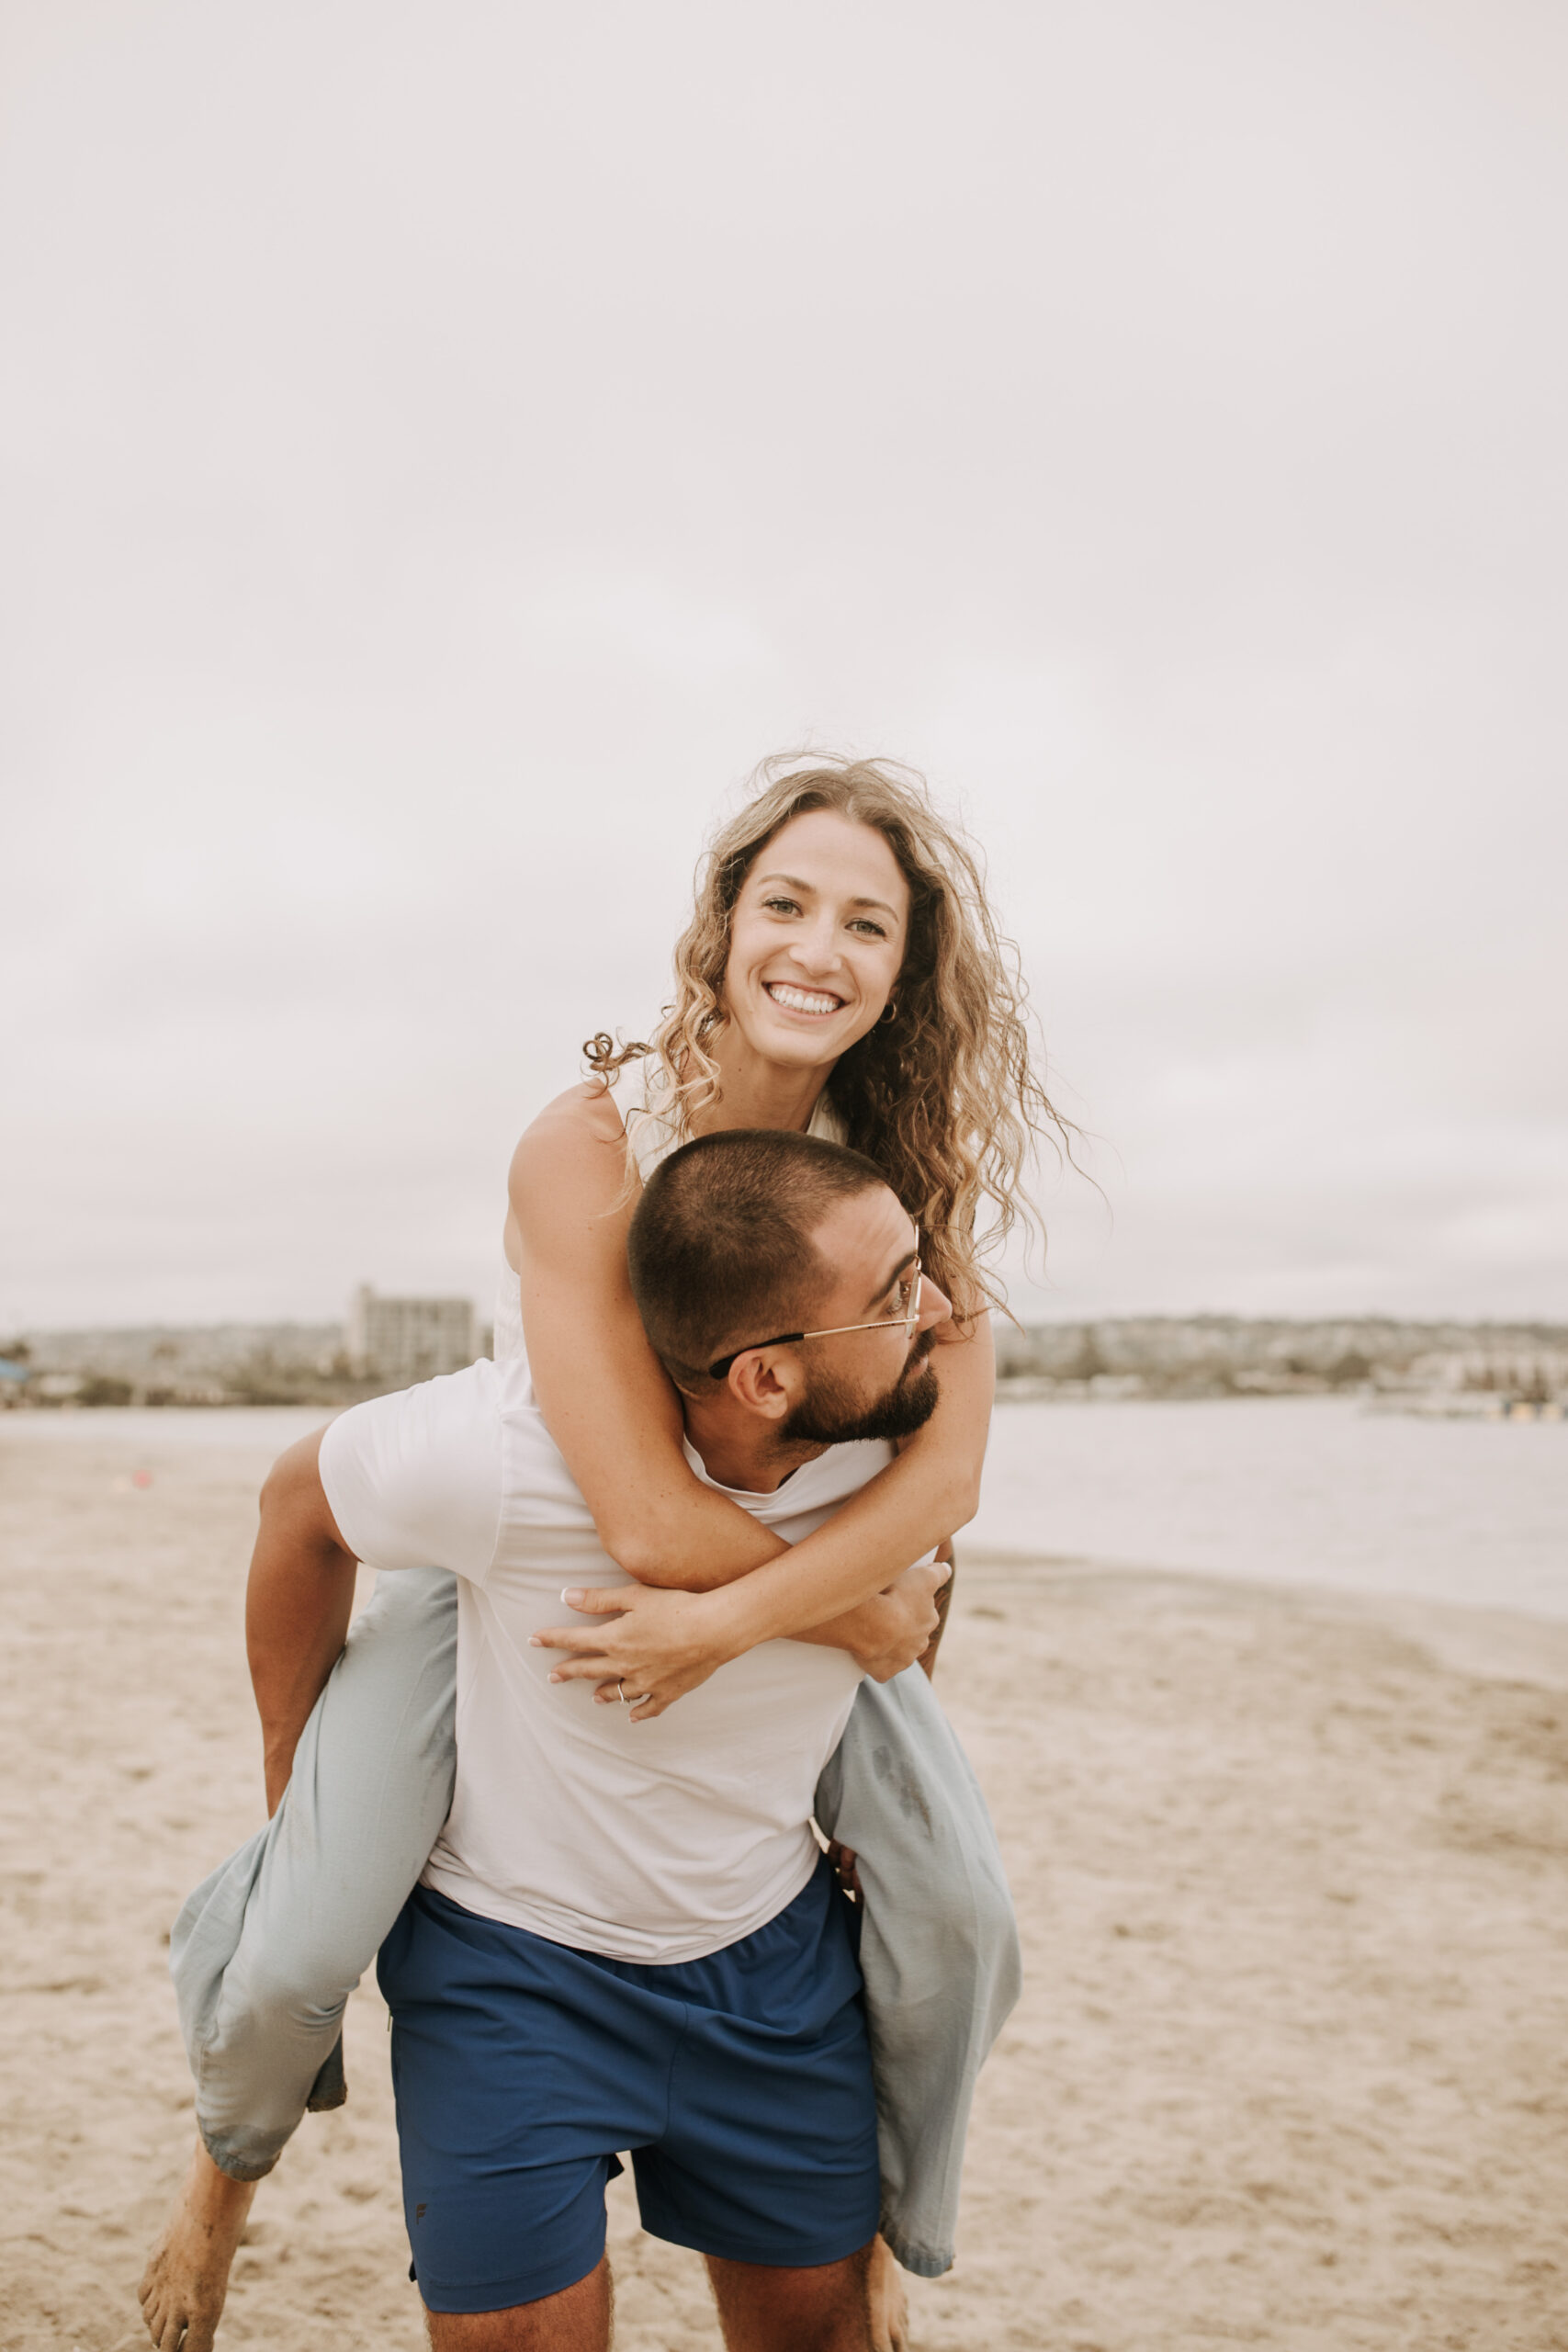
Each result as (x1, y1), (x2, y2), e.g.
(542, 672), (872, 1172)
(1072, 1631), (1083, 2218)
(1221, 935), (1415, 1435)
(131, 1468), (152, 1489)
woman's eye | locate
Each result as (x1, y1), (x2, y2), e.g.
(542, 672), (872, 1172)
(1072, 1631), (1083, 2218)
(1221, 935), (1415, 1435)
(761, 896), (802, 916)
(848, 918), (887, 939)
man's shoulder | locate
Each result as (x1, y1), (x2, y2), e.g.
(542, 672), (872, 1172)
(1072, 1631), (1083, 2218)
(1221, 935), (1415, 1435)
(320, 1359), (507, 1577)
(327, 1356), (503, 1464)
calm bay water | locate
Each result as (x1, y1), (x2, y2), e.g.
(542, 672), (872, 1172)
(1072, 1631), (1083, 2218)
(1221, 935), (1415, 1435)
(6, 1396), (1566, 1623)
(0, 1405), (335, 1455)
(974, 1395), (1568, 1623)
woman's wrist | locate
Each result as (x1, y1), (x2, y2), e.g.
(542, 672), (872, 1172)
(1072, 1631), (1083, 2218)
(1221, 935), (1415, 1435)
(701, 1577), (773, 1663)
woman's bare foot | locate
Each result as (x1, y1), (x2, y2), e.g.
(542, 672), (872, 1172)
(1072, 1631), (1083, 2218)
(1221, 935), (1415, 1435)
(139, 2138), (258, 2351)
(866, 2233), (909, 2352)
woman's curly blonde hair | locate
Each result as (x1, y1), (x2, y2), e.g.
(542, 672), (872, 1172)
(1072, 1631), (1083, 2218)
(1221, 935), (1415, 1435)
(585, 755), (1071, 1313)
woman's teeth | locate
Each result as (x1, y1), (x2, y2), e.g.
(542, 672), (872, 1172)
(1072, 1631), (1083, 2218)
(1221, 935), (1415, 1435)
(766, 982), (843, 1016)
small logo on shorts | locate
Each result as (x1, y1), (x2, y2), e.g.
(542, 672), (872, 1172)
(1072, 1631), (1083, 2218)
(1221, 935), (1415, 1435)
(415, 2203), (426, 2221)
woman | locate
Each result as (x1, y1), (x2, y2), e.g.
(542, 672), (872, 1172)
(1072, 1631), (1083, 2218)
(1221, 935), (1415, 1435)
(498, 753), (1051, 1716)
(146, 756), (1061, 2352)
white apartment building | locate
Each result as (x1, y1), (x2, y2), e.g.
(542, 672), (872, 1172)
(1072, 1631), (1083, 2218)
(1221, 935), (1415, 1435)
(347, 1286), (477, 1385)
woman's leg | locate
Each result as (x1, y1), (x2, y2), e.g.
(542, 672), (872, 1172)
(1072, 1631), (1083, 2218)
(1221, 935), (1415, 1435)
(813, 1661), (1021, 2281)
(172, 1566), (458, 2179)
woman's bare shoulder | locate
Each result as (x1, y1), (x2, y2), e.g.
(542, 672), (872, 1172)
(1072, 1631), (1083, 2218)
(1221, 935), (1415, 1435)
(508, 1082), (630, 1217)
(522, 1080), (626, 1147)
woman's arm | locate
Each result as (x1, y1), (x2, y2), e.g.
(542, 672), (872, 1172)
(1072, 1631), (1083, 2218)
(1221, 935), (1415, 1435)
(510, 1084), (992, 1713)
(510, 1086), (792, 1589)
(791, 1555), (952, 1681)
(535, 1316), (991, 1713)
(514, 1086), (988, 1582)
(699, 1314), (990, 1638)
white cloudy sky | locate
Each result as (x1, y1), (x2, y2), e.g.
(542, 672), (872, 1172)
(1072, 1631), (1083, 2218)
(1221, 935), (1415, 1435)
(3, 0), (1564, 1333)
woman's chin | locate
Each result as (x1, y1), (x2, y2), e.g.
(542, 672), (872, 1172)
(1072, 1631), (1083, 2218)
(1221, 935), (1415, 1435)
(739, 1015), (854, 1069)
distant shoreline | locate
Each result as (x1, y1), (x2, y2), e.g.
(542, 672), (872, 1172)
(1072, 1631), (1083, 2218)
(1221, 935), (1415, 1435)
(5, 1377), (1565, 1423)
(4, 1312), (1564, 1415)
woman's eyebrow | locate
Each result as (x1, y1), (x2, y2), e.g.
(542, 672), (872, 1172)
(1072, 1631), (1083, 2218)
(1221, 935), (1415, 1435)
(755, 872), (902, 922)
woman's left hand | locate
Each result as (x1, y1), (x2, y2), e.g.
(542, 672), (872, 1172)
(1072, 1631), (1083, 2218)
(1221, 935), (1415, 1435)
(530, 1583), (739, 1720)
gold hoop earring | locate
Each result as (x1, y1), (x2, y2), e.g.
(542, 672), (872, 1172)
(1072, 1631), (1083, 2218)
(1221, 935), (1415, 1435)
(878, 998), (899, 1026)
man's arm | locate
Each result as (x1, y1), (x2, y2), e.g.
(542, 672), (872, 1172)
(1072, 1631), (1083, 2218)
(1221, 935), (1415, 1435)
(246, 1369), (504, 1808)
(245, 1430), (359, 1815)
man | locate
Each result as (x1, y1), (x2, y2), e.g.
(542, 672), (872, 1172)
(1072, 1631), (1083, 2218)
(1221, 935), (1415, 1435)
(143, 1128), (989, 2352)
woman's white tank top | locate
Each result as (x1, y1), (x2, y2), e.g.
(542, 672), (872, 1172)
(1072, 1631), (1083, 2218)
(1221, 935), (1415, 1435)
(492, 1060), (847, 1366)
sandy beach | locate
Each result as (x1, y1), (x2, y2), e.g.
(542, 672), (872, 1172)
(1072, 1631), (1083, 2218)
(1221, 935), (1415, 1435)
(3, 1416), (1566, 2351)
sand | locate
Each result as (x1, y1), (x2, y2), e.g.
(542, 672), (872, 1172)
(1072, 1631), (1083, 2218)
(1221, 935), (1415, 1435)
(2, 1419), (1566, 2351)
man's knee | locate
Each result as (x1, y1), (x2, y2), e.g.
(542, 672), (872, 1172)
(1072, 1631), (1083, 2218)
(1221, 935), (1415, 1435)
(705, 2244), (874, 2352)
(424, 2255), (612, 2350)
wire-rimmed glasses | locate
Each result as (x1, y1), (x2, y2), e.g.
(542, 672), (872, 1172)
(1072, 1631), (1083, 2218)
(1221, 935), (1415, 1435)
(706, 1231), (923, 1382)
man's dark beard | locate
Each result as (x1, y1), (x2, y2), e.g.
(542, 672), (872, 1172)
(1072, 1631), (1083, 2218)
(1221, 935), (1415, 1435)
(782, 1335), (941, 1447)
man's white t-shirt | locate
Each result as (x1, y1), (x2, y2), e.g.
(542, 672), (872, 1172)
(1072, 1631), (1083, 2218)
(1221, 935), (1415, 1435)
(320, 1355), (892, 1964)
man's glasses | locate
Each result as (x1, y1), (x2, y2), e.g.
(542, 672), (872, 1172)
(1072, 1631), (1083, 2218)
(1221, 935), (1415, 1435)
(707, 1231), (923, 1382)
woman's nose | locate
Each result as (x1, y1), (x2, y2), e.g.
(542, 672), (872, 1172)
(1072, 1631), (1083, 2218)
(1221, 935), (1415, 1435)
(787, 917), (842, 975)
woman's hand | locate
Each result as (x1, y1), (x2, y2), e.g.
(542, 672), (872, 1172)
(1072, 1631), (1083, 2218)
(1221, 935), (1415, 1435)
(533, 1555), (952, 1720)
(799, 1559), (950, 1682)
(531, 1583), (744, 1721)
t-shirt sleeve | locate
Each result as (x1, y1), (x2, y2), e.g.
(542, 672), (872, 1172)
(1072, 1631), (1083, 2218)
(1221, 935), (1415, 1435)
(318, 1361), (503, 1582)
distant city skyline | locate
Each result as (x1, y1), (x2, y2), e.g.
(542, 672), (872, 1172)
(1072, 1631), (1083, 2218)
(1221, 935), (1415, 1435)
(4, 3), (1564, 1330)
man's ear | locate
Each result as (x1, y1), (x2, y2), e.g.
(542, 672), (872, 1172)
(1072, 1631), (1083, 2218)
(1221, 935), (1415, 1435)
(727, 1348), (795, 1421)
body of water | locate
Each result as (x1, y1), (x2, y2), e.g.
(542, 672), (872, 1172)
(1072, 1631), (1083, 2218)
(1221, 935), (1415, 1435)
(6, 1395), (1565, 1623)
(975, 1394), (1568, 1623)
(0, 1405), (334, 1454)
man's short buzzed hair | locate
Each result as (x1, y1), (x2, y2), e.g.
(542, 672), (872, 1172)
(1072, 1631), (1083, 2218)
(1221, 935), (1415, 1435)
(627, 1128), (891, 1393)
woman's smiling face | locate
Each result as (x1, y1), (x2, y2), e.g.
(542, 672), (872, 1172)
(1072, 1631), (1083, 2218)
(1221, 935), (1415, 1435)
(723, 808), (909, 1069)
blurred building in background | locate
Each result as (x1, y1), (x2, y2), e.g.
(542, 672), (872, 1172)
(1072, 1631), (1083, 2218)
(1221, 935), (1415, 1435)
(346, 1286), (477, 1385)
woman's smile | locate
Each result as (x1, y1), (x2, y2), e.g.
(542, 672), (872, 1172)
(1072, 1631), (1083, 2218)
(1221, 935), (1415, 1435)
(762, 980), (848, 1018)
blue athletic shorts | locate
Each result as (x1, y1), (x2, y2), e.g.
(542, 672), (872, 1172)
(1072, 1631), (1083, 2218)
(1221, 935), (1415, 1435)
(376, 1857), (880, 2314)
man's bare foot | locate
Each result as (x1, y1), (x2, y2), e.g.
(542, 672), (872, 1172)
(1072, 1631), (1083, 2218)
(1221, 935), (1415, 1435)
(866, 2233), (909, 2352)
(139, 2138), (258, 2351)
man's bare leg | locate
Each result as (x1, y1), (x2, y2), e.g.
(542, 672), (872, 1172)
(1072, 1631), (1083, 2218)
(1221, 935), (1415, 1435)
(707, 2241), (875, 2352)
(139, 2138), (258, 2352)
(425, 2256), (612, 2351)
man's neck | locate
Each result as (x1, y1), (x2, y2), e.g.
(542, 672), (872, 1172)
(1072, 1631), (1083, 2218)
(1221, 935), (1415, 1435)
(678, 1400), (828, 1496)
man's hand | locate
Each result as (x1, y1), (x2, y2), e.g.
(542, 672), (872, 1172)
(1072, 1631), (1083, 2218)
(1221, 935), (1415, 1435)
(827, 1838), (863, 1903)
(919, 1536), (955, 1679)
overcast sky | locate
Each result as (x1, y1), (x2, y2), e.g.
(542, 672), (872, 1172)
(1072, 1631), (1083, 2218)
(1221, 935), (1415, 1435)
(4, 0), (1564, 1334)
